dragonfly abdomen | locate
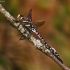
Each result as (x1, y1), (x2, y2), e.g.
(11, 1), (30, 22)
(35, 31), (63, 63)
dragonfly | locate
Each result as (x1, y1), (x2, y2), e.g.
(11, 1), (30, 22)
(15, 9), (63, 64)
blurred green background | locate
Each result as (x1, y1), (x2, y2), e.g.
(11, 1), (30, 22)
(0, 0), (70, 70)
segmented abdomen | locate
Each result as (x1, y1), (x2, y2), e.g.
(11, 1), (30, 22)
(35, 31), (63, 63)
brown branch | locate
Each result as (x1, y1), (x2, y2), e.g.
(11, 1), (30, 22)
(0, 4), (70, 70)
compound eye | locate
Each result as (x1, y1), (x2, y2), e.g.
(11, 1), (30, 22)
(17, 14), (24, 21)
